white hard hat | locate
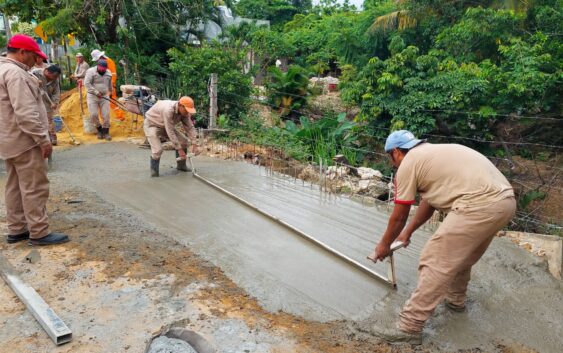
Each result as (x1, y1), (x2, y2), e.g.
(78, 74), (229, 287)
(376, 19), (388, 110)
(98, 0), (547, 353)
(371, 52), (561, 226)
(91, 49), (105, 62)
(75, 52), (84, 57)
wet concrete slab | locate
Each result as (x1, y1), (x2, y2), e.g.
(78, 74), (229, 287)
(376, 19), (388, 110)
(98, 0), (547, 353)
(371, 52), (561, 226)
(46, 143), (563, 352)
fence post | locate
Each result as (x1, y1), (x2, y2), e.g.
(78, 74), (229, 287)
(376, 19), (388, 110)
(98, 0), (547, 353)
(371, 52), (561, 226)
(208, 73), (218, 129)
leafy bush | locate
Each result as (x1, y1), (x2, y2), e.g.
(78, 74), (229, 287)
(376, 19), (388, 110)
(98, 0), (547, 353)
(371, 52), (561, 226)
(284, 113), (358, 165)
(266, 65), (311, 118)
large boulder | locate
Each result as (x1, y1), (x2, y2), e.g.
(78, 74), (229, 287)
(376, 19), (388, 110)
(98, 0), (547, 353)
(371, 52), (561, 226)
(357, 167), (383, 180)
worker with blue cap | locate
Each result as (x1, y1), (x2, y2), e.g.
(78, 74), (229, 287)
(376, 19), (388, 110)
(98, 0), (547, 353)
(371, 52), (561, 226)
(371, 130), (516, 344)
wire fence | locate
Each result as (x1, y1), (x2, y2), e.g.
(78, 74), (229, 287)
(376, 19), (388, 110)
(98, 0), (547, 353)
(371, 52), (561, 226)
(131, 73), (562, 236)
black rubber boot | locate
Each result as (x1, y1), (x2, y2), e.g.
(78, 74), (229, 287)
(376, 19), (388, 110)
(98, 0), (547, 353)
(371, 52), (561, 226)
(103, 128), (112, 141)
(28, 233), (70, 246)
(175, 148), (190, 172)
(150, 157), (160, 177)
(96, 126), (103, 139)
(7, 231), (30, 244)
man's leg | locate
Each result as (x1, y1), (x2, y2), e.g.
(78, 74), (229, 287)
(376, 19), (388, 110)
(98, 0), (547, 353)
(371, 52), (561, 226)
(399, 197), (516, 333)
(11, 147), (50, 239)
(100, 98), (111, 141)
(176, 133), (190, 172)
(446, 197), (517, 308)
(47, 111), (57, 145)
(87, 95), (103, 139)
(144, 123), (163, 177)
(4, 156), (28, 241)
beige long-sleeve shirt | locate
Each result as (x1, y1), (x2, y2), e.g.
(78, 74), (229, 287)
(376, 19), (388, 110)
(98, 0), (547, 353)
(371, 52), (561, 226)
(74, 61), (90, 79)
(84, 66), (112, 97)
(145, 100), (196, 149)
(31, 68), (60, 114)
(0, 57), (50, 159)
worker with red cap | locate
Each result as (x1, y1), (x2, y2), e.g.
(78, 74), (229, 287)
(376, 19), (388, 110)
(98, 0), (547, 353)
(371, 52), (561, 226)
(0, 34), (70, 245)
(143, 97), (201, 177)
(84, 59), (113, 140)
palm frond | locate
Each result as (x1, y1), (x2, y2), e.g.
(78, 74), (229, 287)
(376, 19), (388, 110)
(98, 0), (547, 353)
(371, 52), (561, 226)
(368, 10), (417, 34)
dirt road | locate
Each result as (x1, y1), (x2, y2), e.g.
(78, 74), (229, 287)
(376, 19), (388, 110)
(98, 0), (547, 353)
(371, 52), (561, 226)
(1, 142), (562, 353)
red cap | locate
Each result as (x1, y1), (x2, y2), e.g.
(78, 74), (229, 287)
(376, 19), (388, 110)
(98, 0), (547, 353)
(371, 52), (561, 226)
(8, 34), (48, 60)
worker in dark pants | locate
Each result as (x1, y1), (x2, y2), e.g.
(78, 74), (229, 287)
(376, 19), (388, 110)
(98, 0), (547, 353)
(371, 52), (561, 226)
(143, 97), (200, 177)
(371, 130), (515, 345)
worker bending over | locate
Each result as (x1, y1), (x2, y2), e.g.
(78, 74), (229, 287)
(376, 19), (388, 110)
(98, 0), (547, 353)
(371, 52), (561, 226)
(32, 65), (61, 145)
(84, 59), (112, 141)
(144, 97), (200, 177)
(371, 130), (515, 345)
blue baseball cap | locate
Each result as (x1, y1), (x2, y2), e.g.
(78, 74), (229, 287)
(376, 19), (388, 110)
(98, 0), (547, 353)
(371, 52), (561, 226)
(384, 130), (425, 153)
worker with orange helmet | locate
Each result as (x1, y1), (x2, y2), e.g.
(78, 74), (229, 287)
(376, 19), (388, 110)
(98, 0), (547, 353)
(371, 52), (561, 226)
(143, 97), (200, 177)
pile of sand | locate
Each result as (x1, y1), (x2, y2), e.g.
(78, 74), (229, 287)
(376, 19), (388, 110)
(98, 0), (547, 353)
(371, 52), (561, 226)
(57, 88), (146, 145)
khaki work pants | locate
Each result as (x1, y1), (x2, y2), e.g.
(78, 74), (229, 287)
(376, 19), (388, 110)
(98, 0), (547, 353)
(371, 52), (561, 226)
(46, 111), (56, 136)
(87, 94), (110, 129)
(144, 120), (189, 160)
(4, 146), (50, 239)
(399, 197), (516, 333)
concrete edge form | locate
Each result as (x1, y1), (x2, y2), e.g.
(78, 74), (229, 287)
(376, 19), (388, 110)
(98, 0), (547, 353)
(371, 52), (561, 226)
(0, 254), (73, 345)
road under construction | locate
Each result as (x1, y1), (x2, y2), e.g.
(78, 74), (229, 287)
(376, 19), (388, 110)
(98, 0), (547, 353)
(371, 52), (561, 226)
(2, 141), (558, 352)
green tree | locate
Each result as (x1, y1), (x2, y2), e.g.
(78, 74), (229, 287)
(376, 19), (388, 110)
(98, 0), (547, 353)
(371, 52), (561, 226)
(168, 42), (253, 122)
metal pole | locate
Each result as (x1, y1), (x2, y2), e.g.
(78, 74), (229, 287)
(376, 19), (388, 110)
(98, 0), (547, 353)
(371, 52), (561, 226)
(3, 14), (11, 39)
(0, 255), (73, 345)
(208, 73), (218, 129)
(319, 158), (322, 192)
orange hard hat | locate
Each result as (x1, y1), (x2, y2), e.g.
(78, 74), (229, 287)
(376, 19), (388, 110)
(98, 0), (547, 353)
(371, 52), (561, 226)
(179, 96), (196, 114)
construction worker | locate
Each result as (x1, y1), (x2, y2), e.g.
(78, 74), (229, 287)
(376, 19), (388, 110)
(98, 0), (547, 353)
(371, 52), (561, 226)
(0, 34), (69, 246)
(84, 59), (113, 141)
(71, 52), (89, 85)
(371, 130), (515, 344)
(33, 55), (49, 69)
(144, 97), (200, 177)
(91, 49), (124, 120)
(32, 65), (62, 145)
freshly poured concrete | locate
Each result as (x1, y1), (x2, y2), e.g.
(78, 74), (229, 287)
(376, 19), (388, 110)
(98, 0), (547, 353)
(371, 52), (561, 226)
(50, 143), (563, 352)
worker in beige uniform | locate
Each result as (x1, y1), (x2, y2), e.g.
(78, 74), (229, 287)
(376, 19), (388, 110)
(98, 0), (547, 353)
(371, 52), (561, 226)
(31, 65), (62, 145)
(371, 130), (515, 345)
(144, 97), (200, 177)
(0, 34), (69, 246)
(71, 53), (89, 85)
(33, 55), (49, 69)
(84, 59), (113, 141)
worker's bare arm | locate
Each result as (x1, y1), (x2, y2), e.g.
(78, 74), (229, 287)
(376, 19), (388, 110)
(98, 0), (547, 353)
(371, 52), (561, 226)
(373, 203), (411, 261)
(396, 199), (435, 247)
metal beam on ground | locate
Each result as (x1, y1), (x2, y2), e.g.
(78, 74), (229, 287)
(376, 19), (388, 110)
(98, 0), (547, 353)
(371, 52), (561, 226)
(0, 254), (72, 345)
